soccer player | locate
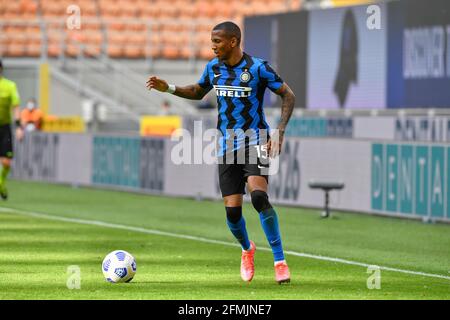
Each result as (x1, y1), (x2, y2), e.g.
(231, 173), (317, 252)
(0, 59), (23, 200)
(146, 22), (295, 284)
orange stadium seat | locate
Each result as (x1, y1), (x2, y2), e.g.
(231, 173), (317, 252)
(7, 42), (26, 57)
(107, 44), (123, 58)
(83, 21), (102, 31)
(26, 25), (41, 34)
(139, 1), (160, 18)
(41, 1), (64, 16)
(195, 0), (215, 18)
(160, 21), (184, 33)
(120, 7), (139, 18)
(124, 22), (147, 32)
(109, 21), (126, 31)
(160, 7), (179, 19)
(99, 0), (120, 18)
(212, 1), (237, 19)
(198, 47), (214, 60)
(47, 29), (63, 43)
(179, 38), (196, 59)
(124, 46), (144, 59)
(25, 24), (42, 57)
(85, 31), (103, 45)
(79, 0), (98, 17)
(128, 33), (147, 45)
(4, 1), (20, 15)
(178, 1), (197, 19)
(161, 44), (179, 59)
(83, 44), (101, 57)
(65, 43), (81, 57)
(47, 42), (62, 57)
(179, 47), (195, 59)
(145, 41), (161, 59)
(27, 37), (42, 57)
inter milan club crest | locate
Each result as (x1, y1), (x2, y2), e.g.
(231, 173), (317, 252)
(240, 70), (251, 83)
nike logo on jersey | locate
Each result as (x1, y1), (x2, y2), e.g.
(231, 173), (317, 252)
(214, 73), (222, 78)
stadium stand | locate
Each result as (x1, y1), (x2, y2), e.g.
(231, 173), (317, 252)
(0, 0), (303, 60)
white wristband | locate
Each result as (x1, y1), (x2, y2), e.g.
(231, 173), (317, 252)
(166, 84), (176, 94)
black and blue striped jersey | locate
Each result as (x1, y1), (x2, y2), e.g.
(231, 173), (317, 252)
(197, 52), (283, 156)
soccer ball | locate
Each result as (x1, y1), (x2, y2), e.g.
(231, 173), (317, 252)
(102, 250), (136, 283)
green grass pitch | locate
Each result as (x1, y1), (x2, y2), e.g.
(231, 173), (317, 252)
(0, 180), (449, 299)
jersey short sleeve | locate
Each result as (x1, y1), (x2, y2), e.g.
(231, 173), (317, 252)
(259, 62), (284, 93)
(197, 64), (213, 91)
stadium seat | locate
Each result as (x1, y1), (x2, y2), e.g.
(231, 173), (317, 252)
(83, 21), (102, 31)
(198, 46), (214, 60)
(145, 43), (161, 59)
(107, 29), (127, 42)
(107, 44), (123, 58)
(85, 31), (103, 44)
(65, 43), (81, 57)
(26, 32), (42, 57)
(84, 31), (103, 57)
(126, 32), (147, 58)
(4, 1), (21, 16)
(7, 42), (26, 57)
(79, 0), (98, 17)
(178, 1), (197, 19)
(124, 45), (144, 59)
(119, 0), (139, 18)
(139, 1), (161, 18)
(47, 42), (62, 57)
(27, 44), (42, 57)
(179, 46), (195, 59)
(160, 4), (179, 18)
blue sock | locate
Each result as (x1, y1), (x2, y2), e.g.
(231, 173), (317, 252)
(259, 208), (285, 262)
(227, 216), (251, 251)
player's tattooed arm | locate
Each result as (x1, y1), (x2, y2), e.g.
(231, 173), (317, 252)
(275, 83), (296, 133)
(146, 76), (208, 100)
(268, 83), (295, 157)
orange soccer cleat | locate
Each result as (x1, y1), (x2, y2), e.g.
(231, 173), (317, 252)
(240, 240), (256, 282)
(274, 261), (291, 284)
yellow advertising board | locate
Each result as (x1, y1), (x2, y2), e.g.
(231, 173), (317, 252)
(42, 115), (85, 133)
(140, 115), (181, 137)
(330, 0), (374, 6)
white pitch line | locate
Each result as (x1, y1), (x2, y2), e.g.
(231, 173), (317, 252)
(1, 206), (449, 281)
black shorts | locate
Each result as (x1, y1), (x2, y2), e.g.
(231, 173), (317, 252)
(0, 124), (13, 159)
(218, 145), (269, 197)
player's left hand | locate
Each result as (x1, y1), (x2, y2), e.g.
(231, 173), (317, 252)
(267, 130), (284, 158)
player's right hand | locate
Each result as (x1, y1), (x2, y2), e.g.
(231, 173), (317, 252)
(15, 127), (24, 141)
(146, 76), (168, 92)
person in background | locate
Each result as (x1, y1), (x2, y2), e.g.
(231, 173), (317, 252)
(20, 98), (44, 132)
(159, 100), (173, 115)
